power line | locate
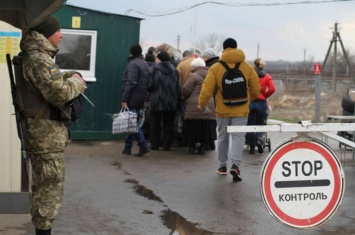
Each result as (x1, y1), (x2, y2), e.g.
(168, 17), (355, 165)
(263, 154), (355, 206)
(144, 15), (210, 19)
(125, 0), (355, 17)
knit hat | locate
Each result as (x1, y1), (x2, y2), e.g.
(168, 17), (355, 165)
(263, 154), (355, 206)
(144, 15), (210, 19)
(130, 44), (142, 56)
(201, 48), (216, 59)
(190, 57), (206, 67)
(32, 15), (61, 38)
(157, 50), (170, 62)
(183, 50), (193, 57)
(145, 53), (155, 62)
(223, 38), (237, 49)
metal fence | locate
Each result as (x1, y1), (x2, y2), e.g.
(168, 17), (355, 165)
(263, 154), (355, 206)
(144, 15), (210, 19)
(272, 76), (353, 95)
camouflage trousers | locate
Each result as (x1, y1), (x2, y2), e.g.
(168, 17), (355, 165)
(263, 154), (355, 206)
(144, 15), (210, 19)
(29, 152), (65, 230)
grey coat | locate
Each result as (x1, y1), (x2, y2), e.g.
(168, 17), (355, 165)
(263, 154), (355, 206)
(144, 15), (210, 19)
(148, 61), (181, 111)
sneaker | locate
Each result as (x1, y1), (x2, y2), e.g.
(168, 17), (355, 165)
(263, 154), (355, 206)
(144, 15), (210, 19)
(249, 148), (255, 154)
(217, 166), (228, 175)
(230, 164), (242, 181)
(256, 140), (264, 154)
(122, 148), (131, 155)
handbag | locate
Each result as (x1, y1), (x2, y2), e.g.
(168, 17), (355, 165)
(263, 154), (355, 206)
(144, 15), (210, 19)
(112, 107), (138, 134)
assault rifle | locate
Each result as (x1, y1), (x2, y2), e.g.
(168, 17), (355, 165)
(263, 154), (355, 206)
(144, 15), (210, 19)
(6, 53), (29, 191)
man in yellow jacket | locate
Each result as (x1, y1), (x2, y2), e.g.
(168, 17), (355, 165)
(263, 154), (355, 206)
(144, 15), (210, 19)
(198, 38), (260, 181)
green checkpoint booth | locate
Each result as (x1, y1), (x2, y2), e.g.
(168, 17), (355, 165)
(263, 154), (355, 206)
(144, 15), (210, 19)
(55, 4), (143, 140)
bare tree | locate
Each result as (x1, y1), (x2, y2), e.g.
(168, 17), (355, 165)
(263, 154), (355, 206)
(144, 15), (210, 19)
(299, 55), (315, 76)
(323, 48), (354, 78)
(337, 48), (355, 77)
(194, 33), (225, 54)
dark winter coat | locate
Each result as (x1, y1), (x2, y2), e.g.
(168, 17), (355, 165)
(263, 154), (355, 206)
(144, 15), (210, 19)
(148, 61), (181, 112)
(121, 55), (150, 108)
(205, 56), (220, 68)
(183, 66), (215, 120)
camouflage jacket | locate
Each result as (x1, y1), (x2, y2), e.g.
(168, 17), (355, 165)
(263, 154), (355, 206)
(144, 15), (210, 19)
(19, 31), (85, 156)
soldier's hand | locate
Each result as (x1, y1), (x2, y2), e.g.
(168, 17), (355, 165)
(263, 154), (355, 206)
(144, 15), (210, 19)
(72, 73), (87, 92)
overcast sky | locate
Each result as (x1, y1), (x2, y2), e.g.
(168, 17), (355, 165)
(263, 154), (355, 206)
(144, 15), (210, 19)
(66, 0), (355, 62)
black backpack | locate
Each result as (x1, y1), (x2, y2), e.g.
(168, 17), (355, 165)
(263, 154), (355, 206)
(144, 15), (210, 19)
(218, 61), (248, 106)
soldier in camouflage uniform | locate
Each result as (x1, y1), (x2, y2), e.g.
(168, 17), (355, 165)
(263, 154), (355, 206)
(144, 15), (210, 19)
(19, 15), (86, 235)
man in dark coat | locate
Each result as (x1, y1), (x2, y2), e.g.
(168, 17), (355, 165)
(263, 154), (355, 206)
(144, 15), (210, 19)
(121, 44), (150, 156)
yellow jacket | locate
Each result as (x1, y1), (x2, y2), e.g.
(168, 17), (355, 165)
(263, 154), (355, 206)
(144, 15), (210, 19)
(199, 48), (260, 118)
(177, 55), (194, 87)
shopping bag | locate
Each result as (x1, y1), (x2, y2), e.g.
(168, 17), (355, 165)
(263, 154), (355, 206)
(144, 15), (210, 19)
(112, 108), (138, 134)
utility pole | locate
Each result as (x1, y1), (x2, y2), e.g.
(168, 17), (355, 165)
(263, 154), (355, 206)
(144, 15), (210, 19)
(304, 49), (307, 76)
(304, 49), (306, 62)
(323, 22), (353, 92)
(177, 35), (180, 51)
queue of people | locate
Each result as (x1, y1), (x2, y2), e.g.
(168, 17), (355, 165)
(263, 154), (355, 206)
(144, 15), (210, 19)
(120, 38), (275, 182)
(16, 18), (273, 233)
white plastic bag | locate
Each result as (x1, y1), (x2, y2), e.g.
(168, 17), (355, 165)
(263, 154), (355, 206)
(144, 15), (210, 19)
(112, 108), (138, 134)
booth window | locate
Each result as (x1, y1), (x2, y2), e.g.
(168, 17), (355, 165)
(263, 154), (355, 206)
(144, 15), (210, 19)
(56, 29), (97, 82)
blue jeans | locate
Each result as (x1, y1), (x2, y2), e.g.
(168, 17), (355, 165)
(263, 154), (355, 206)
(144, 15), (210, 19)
(246, 100), (267, 147)
(124, 108), (147, 149)
(249, 100), (267, 138)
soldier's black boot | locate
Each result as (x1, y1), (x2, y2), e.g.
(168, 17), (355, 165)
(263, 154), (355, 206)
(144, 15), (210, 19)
(36, 228), (51, 235)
